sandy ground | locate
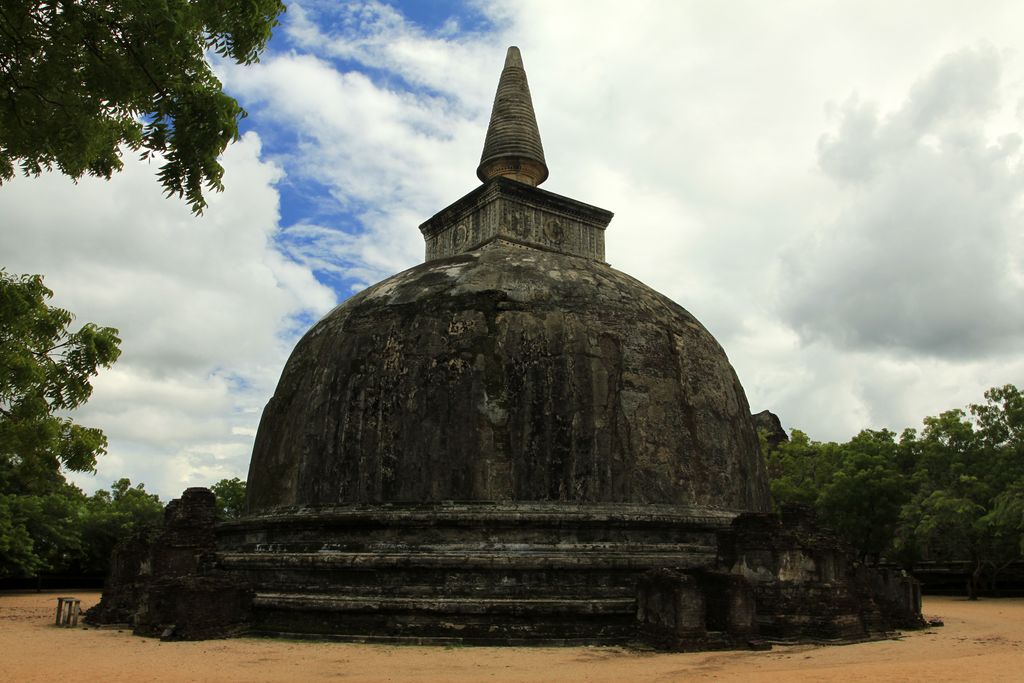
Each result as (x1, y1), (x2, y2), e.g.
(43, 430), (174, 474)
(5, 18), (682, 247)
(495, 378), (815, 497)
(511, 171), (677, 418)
(1, 592), (1022, 682)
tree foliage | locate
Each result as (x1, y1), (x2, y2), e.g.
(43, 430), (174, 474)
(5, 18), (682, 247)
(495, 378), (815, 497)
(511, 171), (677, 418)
(765, 428), (909, 563)
(816, 430), (906, 564)
(0, 477), (163, 578)
(0, 482), (82, 576)
(75, 477), (163, 574)
(1, 271), (121, 485)
(897, 386), (1024, 597)
(0, 0), (286, 213)
(210, 476), (245, 519)
(1, 270), (123, 577)
(764, 384), (1024, 598)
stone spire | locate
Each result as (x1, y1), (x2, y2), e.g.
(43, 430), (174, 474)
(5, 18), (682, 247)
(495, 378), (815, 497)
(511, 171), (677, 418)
(477, 46), (549, 186)
(420, 45), (611, 264)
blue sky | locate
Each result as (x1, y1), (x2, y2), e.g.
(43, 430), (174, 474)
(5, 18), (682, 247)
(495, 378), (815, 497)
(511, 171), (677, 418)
(2, 1), (1023, 500)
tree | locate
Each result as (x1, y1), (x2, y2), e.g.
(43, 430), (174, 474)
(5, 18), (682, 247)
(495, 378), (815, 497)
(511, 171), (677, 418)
(0, 485), (78, 577)
(816, 430), (907, 564)
(766, 428), (907, 563)
(987, 481), (1024, 562)
(210, 476), (245, 519)
(0, 476), (165, 578)
(0, 483), (84, 577)
(1, 271), (121, 483)
(0, 0), (286, 214)
(0, 271), (121, 577)
(764, 429), (836, 507)
(896, 394), (1024, 599)
(971, 384), (1024, 453)
(75, 478), (163, 575)
(763, 385), (1024, 597)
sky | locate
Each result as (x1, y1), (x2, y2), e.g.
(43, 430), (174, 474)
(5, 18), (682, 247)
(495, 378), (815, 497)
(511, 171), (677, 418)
(2, 1), (1023, 501)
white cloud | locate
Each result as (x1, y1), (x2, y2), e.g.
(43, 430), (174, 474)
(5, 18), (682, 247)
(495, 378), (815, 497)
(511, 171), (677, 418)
(220, 49), (487, 287)
(0, 134), (334, 499)
(785, 45), (1024, 358)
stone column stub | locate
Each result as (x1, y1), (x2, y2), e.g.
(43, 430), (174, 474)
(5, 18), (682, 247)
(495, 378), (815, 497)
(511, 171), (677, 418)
(419, 176), (613, 262)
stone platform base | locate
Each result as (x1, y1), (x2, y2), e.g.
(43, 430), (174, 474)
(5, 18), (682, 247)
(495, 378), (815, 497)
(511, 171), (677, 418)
(88, 492), (924, 649)
(215, 502), (736, 644)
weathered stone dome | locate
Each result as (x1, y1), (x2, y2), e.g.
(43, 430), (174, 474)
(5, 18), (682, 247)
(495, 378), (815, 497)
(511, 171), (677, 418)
(246, 238), (769, 512)
(246, 46), (769, 515)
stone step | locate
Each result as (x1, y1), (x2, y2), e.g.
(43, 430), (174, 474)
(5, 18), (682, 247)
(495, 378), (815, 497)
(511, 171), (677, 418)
(215, 503), (737, 557)
(218, 547), (715, 571)
(235, 541), (718, 554)
(246, 582), (634, 601)
(244, 631), (634, 646)
(232, 564), (639, 600)
(254, 592), (635, 616)
(247, 591), (640, 644)
(220, 502), (738, 528)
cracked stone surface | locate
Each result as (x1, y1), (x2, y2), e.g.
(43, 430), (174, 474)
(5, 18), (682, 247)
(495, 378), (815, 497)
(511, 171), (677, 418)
(246, 240), (770, 513)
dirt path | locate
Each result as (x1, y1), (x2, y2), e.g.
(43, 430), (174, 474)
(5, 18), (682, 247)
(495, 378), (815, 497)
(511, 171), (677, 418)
(1, 592), (1022, 682)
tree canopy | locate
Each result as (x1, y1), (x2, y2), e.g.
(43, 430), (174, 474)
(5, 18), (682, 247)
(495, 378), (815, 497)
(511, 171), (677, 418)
(0, 477), (163, 578)
(0, 0), (286, 214)
(210, 476), (245, 519)
(764, 384), (1024, 599)
(75, 477), (163, 574)
(1, 271), (121, 484)
(0, 270), (122, 576)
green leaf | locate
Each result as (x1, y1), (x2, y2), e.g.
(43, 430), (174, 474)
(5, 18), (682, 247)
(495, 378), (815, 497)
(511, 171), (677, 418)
(0, 0), (286, 214)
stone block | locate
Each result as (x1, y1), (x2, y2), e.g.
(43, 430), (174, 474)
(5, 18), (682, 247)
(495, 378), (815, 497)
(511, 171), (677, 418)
(699, 571), (757, 636)
(636, 569), (706, 650)
(419, 177), (612, 262)
(134, 575), (253, 640)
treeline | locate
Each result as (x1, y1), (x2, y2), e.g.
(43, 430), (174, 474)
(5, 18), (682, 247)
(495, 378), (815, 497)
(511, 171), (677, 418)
(765, 384), (1024, 598)
(0, 475), (245, 579)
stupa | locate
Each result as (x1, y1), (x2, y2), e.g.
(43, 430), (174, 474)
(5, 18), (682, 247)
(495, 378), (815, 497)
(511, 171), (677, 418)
(90, 48), (924, 647)
(245, 45), (769, 517)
